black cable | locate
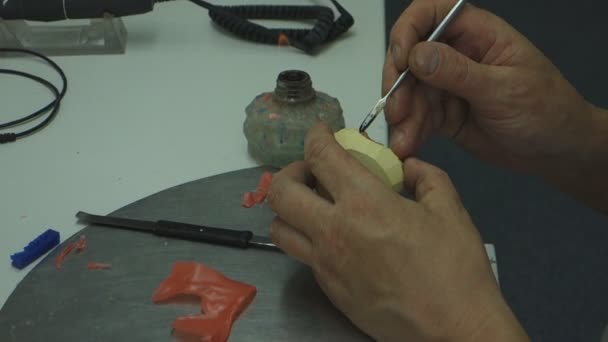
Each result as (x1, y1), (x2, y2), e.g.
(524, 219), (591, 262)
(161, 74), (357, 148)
(189, 0), (354, 54)
(0, 70), (59, 129)
(0, 48), (67, 143)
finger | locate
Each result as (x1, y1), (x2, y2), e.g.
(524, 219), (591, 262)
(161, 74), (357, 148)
(389, 85), (429, 159)
(383, 49), (416, 125)
(417, 83), (469, 141)
(267, 161), (332, 238)
(270, 217), (312, 265)
(419, 109), (436, 143)
(408, 42), (501, 100)
(419, 83), (444, 130)
(304, 122), (369, 199)
(402, 158), (462, 207)
(437, 96), (469, 138)
(385, 0), (499, 129)
(389, 0), (500, 67)
(449, 122), (509, 165)
(384, 76), (416, 126)
(388, 0), (436, 72)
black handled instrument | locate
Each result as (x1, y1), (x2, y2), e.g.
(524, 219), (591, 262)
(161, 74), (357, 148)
(0, 0), (162, 22)
(76, 211), (279, 251)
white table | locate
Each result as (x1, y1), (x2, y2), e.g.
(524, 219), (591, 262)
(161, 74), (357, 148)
(0, 0), (387, 308)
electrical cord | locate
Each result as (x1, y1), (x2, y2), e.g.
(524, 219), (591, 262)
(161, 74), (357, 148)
(0, 0), (353, 53)
(0, 2), (349, 143)
(0, 48), (67, 144)
(189, 0), (354, 54)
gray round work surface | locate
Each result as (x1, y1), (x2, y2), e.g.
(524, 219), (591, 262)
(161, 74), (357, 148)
(0, 167), (369, 341)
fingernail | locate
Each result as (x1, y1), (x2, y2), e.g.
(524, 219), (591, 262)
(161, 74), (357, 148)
(414, 45), (440, 76)
(391, 43), (403, 63)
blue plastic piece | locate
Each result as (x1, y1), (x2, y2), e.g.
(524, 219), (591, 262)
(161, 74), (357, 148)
(10, 229), (60, 269)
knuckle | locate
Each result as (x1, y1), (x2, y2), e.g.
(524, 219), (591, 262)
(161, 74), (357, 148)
(428, 168), (462, 202)
(430, 168), (452, 188)
(389, 24), (402, 44)
(305, 137), (334, 164)
(391, 12), (416, 40)
(420, 167), (452, 192)
(504, 75), (534, 101)
(431, 167), (450, 182)
(452, 54), (471, 85)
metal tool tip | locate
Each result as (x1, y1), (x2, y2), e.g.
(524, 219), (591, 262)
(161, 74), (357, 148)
(359, 99), (386, 133)
(359, 117), (371, 133)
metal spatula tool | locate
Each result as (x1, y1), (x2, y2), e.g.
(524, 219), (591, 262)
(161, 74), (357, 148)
(358, 0), (467, 133)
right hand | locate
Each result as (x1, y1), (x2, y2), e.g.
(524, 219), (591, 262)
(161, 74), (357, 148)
(267, 122), (529, 342)
(383, 0), (597, 174)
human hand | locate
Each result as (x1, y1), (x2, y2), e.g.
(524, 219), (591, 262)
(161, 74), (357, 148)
(383, 0), (595, 174)
(267, 122), (529, 341)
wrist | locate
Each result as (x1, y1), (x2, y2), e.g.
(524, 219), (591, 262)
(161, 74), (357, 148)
(534, 104), (608, 213)
(465, 297), (530, 342)
(397, 282), (528, 342)
(586, 106), (608, 160)
(571, 104), (608, 166)
(441, 289), (529, 342)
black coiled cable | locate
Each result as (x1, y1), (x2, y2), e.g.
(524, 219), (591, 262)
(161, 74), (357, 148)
(0, 48), (67, 144)
(189, 0), (354, 54)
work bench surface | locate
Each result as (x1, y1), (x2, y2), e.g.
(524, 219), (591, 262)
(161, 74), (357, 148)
(2, 0), (608, 341)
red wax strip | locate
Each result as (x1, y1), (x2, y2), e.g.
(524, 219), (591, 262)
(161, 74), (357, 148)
(152, 262), (256, 342)
(54, 244), (76, 269)
(242, 172), (274, 207)
(252, 192), (265, 204)
(253, 172), (273, 204)
(277, 33), (290, 46)
(87, 263), (111, 270)
(241, 192), (255, 208)
(75, 236), (87, 253)
(54, 235), (86, 269)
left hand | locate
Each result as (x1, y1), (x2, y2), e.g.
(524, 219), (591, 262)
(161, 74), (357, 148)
(266, 122), (528, 342)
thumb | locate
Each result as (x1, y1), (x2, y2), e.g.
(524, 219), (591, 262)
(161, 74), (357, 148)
(403, 158), (462, 208)
(409, 42), (496, 99)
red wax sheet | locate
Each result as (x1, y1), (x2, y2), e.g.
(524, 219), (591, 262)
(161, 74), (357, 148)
(241, 192), (255, 208)
(241, 172), (273, 208)
(253, 172), (273, 203)
(277, 33), (290, 46)
(87, 263), (111, 270)
(74, 236), (87, 253)
(55, 235), (86, 269)
(152, 262), (256, 342)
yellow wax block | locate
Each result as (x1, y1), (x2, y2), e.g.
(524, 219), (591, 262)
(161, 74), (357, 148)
(334, 128), (403, 192)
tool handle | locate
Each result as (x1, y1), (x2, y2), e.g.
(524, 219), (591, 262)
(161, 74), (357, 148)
(387, 0), (466, 98)
(155, 221), (253, 248)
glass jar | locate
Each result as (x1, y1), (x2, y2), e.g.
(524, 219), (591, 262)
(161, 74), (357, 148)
(243, 70), (345, 168)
